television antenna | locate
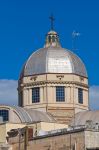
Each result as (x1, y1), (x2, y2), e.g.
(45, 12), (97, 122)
(72, 30), (80, 51)
(72, 30), (80, 126)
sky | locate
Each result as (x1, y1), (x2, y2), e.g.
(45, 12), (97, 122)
(0, 0), (99, 109)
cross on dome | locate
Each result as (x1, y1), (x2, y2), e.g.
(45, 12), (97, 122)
(44, 15), (61, 48)
(49, 14), (55, 30)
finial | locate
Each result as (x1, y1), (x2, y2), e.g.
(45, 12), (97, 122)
(49, 14), (55, 30)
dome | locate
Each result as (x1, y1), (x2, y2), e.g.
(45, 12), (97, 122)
(70, 110), (99, 126)
(20, 30), (87, 78)
(0, 105), (56, 123)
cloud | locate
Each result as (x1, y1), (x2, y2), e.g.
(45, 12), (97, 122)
(89, 86), (99, 110)
(0, 79), (18, 105)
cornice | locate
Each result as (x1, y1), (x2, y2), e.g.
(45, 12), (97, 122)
(20, 72), (88, 79)
(19, 80), (89, 88)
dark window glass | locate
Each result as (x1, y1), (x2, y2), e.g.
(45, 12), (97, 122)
(48, 36), (51, 42)
(52, 36), (55, 42)
(72, 145), (75, 150)
(32, 87), (40, 103)
(78, 88), (83, 104)
(0, 110), (9, 121)
(56, 86), (65, 102)
(19, 91), (23, 107)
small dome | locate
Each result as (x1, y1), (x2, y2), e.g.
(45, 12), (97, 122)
(20, 30), (87, 78)
(70, 111), (99, 126)
(0, 105), (56, 123)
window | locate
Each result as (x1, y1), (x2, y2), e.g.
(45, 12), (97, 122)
(48, 36), (51, 42)
(32, 87), (40, 103)
(78, 88), (83, 104)
(0, 110), (9, 121)
(72, 144), (75, 150)
(56, 86), (65, 102)
(52, 36), (55, 42)
(19, 91), (23, 107)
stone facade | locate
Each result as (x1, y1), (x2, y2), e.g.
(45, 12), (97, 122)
(0, 122), (68, 144)
(8, 128), (85, 150)
(18, 29), (89, 124)
(18, 73), (89, 124)
(8, 128), (99, 150)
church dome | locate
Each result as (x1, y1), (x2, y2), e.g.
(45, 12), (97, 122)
(70, 111), (99, 126)
(20, 30), (87, 78)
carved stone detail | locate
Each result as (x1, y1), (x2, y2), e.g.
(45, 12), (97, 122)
(21, 80), (88, 88)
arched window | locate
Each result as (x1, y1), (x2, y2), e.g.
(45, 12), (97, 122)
(0, 109), (9, 121)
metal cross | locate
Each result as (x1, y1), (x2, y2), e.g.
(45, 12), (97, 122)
(49, 14), (55, 30)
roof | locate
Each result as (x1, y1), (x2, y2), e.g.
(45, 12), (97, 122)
(70, 110), (99, 126)
(25, 108), (56, 123)
(20, 30), (87, 78)
(20, 47), (87, 78)
(0, 105), (56, 123)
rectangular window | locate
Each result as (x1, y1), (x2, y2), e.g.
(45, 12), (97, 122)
(56, 86), (65, 102)
(78, 88), (83, 104)
(19, 91), (23, 107)
(0, 110), (9, 121)
(32, 87), (40, 103)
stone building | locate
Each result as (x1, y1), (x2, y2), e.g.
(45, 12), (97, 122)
(8, 126), (99, 150)
(18, 29), (89, 124)
(0, 23), (99, 150)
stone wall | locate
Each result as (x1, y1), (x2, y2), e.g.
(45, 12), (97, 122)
(0, 144), (12, 150)
(85, 130), (99, 149)
(10, 129), (85, 150)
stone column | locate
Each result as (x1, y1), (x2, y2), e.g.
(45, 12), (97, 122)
(65, 86), (67, 102)
(40, 87), (44, 103)
(43, 86), (47, 103)
(66, 86), (71, 103)
(74, 87), (78, 104)
(70, 86), (74, 103)
(83, 89), (88, 106)
(28, 88), (32, 105)
(23, 88), (28, 106)
(53, 86), (56, 103)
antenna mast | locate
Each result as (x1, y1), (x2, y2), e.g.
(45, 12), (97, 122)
(72, 30), (80, 51)
(72, 30), (80, 127)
